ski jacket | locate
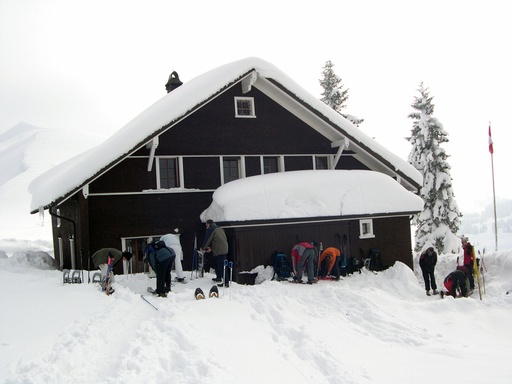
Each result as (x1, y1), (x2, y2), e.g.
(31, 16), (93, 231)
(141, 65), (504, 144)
(201, 224), (228, 256)
(160, 234), (184, 260)
(291, 242), (315, 265)
(463, 242), (474, 266)
(419, 249), (437, 272)
(444, 269), (468, 298)
(319, 247), (340, 274)
(91, 248), (123, 269)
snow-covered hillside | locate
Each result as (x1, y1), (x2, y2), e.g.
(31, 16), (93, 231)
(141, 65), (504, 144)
(0, 123), (105, 239)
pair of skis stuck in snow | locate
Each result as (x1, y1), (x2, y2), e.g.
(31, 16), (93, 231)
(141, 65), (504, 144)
(195, 285), (219, 299)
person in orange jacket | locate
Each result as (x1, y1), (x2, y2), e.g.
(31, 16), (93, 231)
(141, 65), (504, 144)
(318, 247), (341, 280)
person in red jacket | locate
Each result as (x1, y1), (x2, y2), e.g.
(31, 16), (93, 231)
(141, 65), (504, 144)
(461, 236), (475, 291)
(318, 247), (341, 280)
(291, 242), (317, 284)
(443, 268), (470, 298)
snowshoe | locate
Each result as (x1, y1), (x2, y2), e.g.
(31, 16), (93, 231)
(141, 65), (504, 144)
(63, 269), (70, 284)
(175, 277), (187, 284)
(147, 286), (156, 294)
(195, 287), (205, 300)
(307, 279), (318, 285)
(209, 285), (219, 298)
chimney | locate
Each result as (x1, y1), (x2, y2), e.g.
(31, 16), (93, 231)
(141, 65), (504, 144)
(165, 71), (183, 93)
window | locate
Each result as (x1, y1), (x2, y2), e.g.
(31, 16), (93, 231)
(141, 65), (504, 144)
(359, 219), (375, 239)
(234, 97), (256, 118)
(158, 158), (179, 188)
(263, 157), (279, 174)
(315, 156), (329, 170)
(223, 158), (240, 183)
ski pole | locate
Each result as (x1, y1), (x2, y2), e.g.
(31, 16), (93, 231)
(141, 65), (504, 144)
(87, 250), (90, 283)
(229, 261), (233, 300)
(223, 259), (228, 296)
(141, 295), (158, 310)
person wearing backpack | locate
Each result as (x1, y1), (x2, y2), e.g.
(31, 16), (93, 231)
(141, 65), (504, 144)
(461, 236), (475, 291)
(419, 247), (438, 296)
(146, 240), (176, 297)
(200, 220), (229, 287)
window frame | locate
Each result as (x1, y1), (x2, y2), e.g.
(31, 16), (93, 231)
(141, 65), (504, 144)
(222, 156), (241, 184)
(359, 219), (375, 239)
(234, 96), (256, 118)
(157, 157), (181, 189)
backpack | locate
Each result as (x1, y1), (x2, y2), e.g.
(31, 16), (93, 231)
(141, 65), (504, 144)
(145, 240), (175, 270)
(271, 251), (293, 281)
(366, 248), (384, 271)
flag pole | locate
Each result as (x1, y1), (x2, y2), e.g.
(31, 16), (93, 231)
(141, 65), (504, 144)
(489, 122), (498, 251)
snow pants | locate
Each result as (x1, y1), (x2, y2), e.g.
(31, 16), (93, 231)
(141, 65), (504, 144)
(214, 254), (230, 285)
(156, 256), (174, 294)
(421, 267), (437, 291)
(296, 248), (316, 282)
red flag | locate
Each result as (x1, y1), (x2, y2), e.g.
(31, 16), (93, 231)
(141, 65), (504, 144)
(488, 123), (494, 154)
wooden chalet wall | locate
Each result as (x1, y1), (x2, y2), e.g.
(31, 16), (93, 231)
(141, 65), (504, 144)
(225, 215), (414, 277)
(50, 79), (415, 278)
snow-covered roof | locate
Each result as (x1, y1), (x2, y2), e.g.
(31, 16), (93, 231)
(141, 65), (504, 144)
(200, 170), (423, 223)
(29, 57), (422, 213)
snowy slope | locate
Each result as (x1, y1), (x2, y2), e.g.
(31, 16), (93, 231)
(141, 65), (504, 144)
(0, 123), (105, 239)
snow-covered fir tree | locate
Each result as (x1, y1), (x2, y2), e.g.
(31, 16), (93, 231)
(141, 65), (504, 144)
(407, 83), (462, 253)
(319, 60), (364, 126)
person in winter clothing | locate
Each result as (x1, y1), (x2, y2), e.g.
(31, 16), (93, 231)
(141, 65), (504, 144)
(318, 247), (341, 280)
(461, 236), (475, 291)
(91, 248), (132, 291)
(419, 247), (438, 295)
(146, 241), (175, 297)
(443, 268), (470, 298)
(200, 220), (229, 287)
(160, 233), (186, 283)
(291, 242), (317, 284)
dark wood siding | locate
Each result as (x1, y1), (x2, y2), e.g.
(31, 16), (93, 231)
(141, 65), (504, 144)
(245, 156), (261, 177)
(183, 157), (219, 189)
(91, 157), (156, 193)
(153, 87), (336, 156)
(225, 215), (414, 279)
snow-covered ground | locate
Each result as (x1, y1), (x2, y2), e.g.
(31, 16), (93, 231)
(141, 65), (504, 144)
(1, 244), (511, 384)
(1, 123), (511, 383)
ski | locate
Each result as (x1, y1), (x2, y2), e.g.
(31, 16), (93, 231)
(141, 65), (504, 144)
(209, 285), (219, 298)
(195, 287), (205, 300)
(104, 255), (115, 295)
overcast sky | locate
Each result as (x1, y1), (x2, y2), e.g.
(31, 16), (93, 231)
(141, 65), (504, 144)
(1, 0), (510, 214)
